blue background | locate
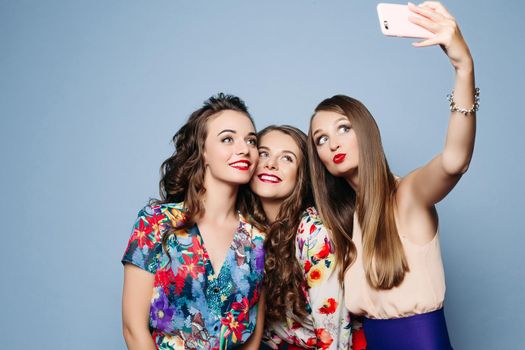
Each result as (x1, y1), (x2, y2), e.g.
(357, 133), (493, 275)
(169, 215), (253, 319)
(1, 0), (523, 348)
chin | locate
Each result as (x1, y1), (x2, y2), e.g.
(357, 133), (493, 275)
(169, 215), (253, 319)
(326, 164), (353, 177)
(230, 171), (254, 183)
(252, 186), (277, 198)
(260, 194), (286, 203)
(226, 176), (252, 185)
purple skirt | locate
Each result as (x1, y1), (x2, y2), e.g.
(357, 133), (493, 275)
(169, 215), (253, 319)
(363, 308), (453, 350)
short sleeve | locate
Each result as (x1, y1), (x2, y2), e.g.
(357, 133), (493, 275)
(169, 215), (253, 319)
(121, 205), (163, 274)
(297, 207), (351, 350)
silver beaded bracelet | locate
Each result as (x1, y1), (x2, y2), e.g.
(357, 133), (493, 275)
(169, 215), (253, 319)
(447, 87), (480, 115)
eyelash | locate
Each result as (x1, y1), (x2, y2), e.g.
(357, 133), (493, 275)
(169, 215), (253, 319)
(317, 135), (328, 145)
(258, 151), (293, 162)
(317, 125), (351, 145)
(222, 137), (257, 146)
(339, 125), (351, 133)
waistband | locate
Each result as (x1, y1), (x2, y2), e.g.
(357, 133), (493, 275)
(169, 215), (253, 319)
(363, 308), (453, 350)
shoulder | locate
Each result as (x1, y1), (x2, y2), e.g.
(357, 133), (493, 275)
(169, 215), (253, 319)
(157, 202), (187, 224)
(139, 202), (188, 229)
(298, 206), (325, 234)
(304, 206), (320, 219)
(239, 213), (266, 242)
(297, 206), (332, 256)
(132, 202), (188, 238)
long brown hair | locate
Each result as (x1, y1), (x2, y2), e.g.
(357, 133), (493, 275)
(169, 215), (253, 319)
(308, 95), (409, 289)
(256, 125), (313, 323)
(156, 93), (265, 251)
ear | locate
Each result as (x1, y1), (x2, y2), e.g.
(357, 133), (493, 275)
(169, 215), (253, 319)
(202, 144), (209, 167)
(202, 149), (208, 167)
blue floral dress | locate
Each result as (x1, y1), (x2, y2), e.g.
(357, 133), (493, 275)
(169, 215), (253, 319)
(122, 203), (266, 350)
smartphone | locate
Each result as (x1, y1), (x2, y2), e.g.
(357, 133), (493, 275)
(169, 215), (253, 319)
(377, 3), (434, 39)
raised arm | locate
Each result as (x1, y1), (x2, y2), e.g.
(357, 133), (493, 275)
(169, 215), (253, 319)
(398, 2), (477, 211)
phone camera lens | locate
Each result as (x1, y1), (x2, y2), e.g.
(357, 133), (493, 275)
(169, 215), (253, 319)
(383, 20), (389, 30)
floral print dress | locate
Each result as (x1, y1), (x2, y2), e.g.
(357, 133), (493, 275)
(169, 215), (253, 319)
(122, 203), (265, 350)
(262, 207), (362, 350)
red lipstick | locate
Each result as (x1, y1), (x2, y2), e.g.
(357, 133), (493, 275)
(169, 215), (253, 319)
(229, 160), (251, 171)
(257, 173), (282, 183)
(333, 153), (346, 164)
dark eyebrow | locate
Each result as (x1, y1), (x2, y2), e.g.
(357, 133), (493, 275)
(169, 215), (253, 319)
(217, 129), (236, 136)
(247, 132), (257, 138)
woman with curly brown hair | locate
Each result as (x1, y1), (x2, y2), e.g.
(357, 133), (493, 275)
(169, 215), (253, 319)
(121, 93), (266, 350)
(249, 125), (357, 350)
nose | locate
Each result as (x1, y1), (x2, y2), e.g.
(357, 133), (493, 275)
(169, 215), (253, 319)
(235, 139), (250, 155)
(264, 156), (278, 170)
(329, 138), (340, 152)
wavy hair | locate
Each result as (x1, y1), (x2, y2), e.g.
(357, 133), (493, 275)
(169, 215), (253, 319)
(255, 125), (313, 323)
(308, 95), (409, 289)
(155, 93), (265, 252)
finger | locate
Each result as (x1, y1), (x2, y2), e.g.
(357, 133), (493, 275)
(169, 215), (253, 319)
(412, 37), (441, 47)
(408, 2), (444, 22)
(408, 14), (440, 33)
(419, 1), (453, 19)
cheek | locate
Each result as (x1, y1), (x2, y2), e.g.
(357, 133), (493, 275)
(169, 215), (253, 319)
(249, 146), (259, 159)
(288, 165), (299, 183)
(317, 148), (331, 166)
(282, 166), (299, 191)
(255, 159), (265, 171)
(207, 149), (227, 166)
(350, 138), (359, 161)
(252, 150), (260, 163)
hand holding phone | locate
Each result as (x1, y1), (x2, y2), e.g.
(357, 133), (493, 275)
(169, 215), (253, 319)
(377, 3), (434, 39)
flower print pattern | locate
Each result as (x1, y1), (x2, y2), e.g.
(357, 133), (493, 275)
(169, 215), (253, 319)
(122, 203), (265, 350)
(262, 207), (354, 350)
(318, 298), (338, 315)
(221, 311), (246, 343)
(151, 291), (174, 331)
(131, 219), (154, 249)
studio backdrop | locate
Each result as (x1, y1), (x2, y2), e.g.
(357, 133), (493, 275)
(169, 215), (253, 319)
(1, 0), (523, 349)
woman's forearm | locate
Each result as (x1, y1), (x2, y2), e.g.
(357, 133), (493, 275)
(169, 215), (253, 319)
(123, 326), (156, 350)
(442, 63), (476, 175)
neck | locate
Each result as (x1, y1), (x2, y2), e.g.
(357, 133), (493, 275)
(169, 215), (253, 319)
(260, 198), (283, 223)
(345, 170), (359, 191)
(199, 173), (239, 223)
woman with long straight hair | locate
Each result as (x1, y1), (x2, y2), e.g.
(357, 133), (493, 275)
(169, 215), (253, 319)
(308, 3), (477, 349)
(121, 93), (266, 350)
(250, 125), (358, 350)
